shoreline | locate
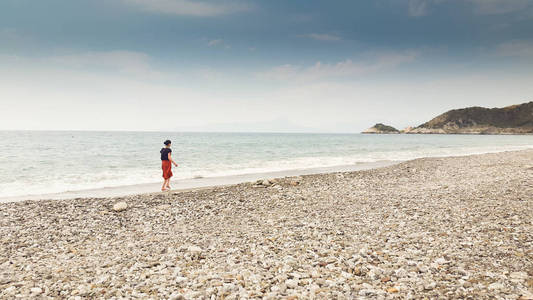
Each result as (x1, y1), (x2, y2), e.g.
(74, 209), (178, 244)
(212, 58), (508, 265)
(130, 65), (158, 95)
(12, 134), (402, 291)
(0, 160), (399, 203)
(1, 149), (532, 298)
(2, 145), (532, 203)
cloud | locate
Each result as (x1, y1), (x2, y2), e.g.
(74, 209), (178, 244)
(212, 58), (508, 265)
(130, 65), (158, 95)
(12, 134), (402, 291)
(0, 28), (19, 39)
(41, 50), (164, 79)
(257, 52), (418, 82)
(494, 40), (533, 57)
(0, 27), (32, 46)
(300, 33), (342, 41)
(406, 0), (532, 17)
(408, 0), (429, 17)
(467, 0), (531, 15)
(406, 0), (448, 17)
(207, 39), (223, 47)
(121, 0), (250, 17)
(206, 38), (231, 49)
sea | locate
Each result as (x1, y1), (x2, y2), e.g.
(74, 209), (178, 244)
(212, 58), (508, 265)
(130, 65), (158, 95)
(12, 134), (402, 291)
(1, 131), (532, 200)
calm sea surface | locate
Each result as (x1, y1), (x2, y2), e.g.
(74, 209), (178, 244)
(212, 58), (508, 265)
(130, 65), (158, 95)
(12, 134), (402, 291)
(1, 131), (532, 197)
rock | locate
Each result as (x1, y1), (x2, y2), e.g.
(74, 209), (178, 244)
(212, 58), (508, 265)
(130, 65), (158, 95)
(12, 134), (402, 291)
(488, 282), (504, 290)
(368, 269), (381, 280)
(424, 281), (436, 290)
(362, 123), (400, 134)
(112, 201), (128, 212)
(408, 101), (533, 134)
(0, 276), (11, 285)
(3, 286), (16, 296)
(401, 126), (414, 133)
(359, 288), (377, 296)
(285, 279), (298, 289)
(30, 287), (42, 294)
(169, 292), (185, 300)
(434, 257), (448, 265)
(187, 245), (202, 254)
(417, 266), (429, 273)
(510, 271), (528, 281)
(395, 268), (407, 278)
(175, 276), (187, 284)
(1, 149), (533, 299)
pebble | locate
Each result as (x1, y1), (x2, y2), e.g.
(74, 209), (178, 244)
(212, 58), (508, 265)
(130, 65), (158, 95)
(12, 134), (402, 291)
(187, 245), (202, 254)
(0, 150), (532, 299)
(510, 272), (528, 281)
(424, 281), (436, 290)
(112, 201), (128, 212)
(488, 282), (504, 290)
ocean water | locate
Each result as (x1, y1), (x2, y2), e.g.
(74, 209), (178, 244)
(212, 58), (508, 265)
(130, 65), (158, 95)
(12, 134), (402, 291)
(0, 131), (532, 198)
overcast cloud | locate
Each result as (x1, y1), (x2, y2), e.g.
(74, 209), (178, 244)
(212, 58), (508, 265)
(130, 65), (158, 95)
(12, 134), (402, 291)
(0, 0), (532, 132)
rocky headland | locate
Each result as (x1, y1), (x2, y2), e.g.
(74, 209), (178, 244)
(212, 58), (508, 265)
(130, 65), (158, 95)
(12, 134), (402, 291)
(365, 101), (533, 135)
(362, 123), (400, 134)
(408, 101), (533, 134)
(1, 150), (532, 299)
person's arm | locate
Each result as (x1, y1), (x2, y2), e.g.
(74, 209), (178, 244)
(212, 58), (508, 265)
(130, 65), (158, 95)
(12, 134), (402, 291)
(168, 153), (178, 167)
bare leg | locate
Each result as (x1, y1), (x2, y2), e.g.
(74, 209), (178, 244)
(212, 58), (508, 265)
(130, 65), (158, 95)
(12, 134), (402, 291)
(162, 179), (169, 191)
(167, 179), (172, 190)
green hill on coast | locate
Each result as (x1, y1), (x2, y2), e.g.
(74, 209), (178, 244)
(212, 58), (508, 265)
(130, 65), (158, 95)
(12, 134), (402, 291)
(408, 101), (533, 134)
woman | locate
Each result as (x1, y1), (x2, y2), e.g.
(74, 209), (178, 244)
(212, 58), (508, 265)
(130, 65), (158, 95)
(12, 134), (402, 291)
(160, 139), (178, 191)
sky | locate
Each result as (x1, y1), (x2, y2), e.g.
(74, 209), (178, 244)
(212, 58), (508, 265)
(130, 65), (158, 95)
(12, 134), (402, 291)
(1, 0), (533, 132)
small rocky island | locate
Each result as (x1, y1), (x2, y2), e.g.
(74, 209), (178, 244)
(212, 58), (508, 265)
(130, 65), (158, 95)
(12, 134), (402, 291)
(362, 123), (400, 134)
(365, 101), (533, 134)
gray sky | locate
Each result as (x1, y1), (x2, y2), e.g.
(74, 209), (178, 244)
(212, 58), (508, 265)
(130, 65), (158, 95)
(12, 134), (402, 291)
(1, 0), (533, 132)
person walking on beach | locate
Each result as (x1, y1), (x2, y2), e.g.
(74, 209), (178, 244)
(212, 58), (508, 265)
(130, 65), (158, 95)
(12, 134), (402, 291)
(161, 139), (178, 191)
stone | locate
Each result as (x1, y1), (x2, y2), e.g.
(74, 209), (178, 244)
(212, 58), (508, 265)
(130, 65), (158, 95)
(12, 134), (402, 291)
(175, 276), (188, 284)
(169, 292), (185, 300)
(188, 245), (202, 254)
(30, 287), (42, 294)
(424, 282), (436, 290)
(510, 272), (528, 281)
(1, 149), (532, 299)
(394, 268), (407, 278)
(3, 286), (16, 295)
(434, 257), (448, 265)
(488, 282), (504, 290)
(112, 201), (128, 212)
(519, 291), (533, 300)
(286, 279), (299, 289)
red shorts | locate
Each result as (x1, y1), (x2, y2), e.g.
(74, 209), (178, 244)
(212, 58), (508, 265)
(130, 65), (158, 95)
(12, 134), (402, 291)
(162, 160), (173, 179)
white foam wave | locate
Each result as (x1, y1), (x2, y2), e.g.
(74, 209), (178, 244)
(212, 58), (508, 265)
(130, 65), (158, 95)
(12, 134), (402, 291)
(3, 143), (531, 198)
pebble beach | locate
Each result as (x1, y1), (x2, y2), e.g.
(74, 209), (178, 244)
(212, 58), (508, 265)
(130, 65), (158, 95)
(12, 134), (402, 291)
(1, 150), (532, 299)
